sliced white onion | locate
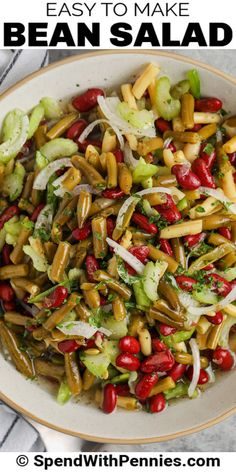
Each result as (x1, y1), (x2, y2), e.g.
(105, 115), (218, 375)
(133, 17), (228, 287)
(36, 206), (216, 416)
(54, 183), (99, 198)
(199, 187), (236, 215)
(128, 371), (138, 394)
(33, 158), (73, 190)
(189, 284), (236, 316)
(188, 338), (201, 398)
(116, 187), (172, 229)
(18, 300), (39, 317)
(98, 96), (156, 138)
(163, 137), (173, 149)
(78, 118), (124, 150)
(52, 173), (67, 188)
(100, 303), (112, 313)
(205, 364), (216, 384)
(123, 142), (139, 169)
(57, 321), (111, 338)
(35, 203), (54, 231)
(106, 237), (145, 274)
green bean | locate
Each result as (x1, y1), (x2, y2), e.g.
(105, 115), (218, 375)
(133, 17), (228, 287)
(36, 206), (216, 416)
(153, 299), (184, 322)
(92, 216), (108, 259)
(46, 112), (78, 140)
(65, 352), (82, 395)
(148, 244), (178, 273)
(77, 191), (92, 228)
(202, 214), (236, 230)
(0, 321), (33, 378)
(34, 358), (64, 381)
(188, 243), (233, 274)
(0, 264), (29, 280)
(149, 307), (184, 329)
(72, 155), (106, 190)
(51, 241), (71, 283)
(106, 152), (118, 188)
(171, 238), (187, 270)
(93, 270), (132, 300)
(44, 293), (79, 331)
(10, 219), (33, 264)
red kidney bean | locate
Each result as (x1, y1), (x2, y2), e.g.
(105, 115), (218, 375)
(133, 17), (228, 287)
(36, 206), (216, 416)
(129, 246), (149, 262)
(106, 218), (115, 239)
(0, 283), (15, 302)
(155, 195), (181, 224)
(218, 227), (232, 240)
(17, 139), (33, 160)
(58, 339), (79, 354)
(99, 296), (107, 306)
(203, 263), (215, 271)
(113, 149), (124, 163)
(155, 118), (171, 133)
(159, 324), (177, 336)
(30, 203), (45, 222)
(228, 152), (236, 166)
(206, 311), (223, 325)
(195, 97), (222, 113)
(159, 239), (173, 257)
(72, 222), (91, 241)
(200, 144), (216, 171)
(192, 158), (216, 188)
(43, 286), (69, 309)
(212, 347), (234, 371)
(66, 119), (88, 141)
(152, 338), (167, 352)
(184, 232), (206, 248)
(189, 124), (202, 132)
(0, 205), (20, 230)
(102, 383), (117, 414)
(116, 353), (140, 371)
(85, 255), (100, 282)
(149, 393), (166, 413)
(172, 164), (201, 190)
(167, 142), (177, 152)
(78, 139), (102, 153)
(72, 88), (104, 112)
(102, 187), (125, 200)
(118, 336), (141, 354)
(169, 362), (187, 382)
(82, 339), (96, 350)
(186, 367), (209, 385)
(205, 273), (232, 297)
(175, 275), (197, 292)
(2, 244), (11, 265)
(132, 212), (158, 234)
(146, 153), (154, 163)
(115, 383), (131, 397)
(135, 373), (159, 400)
(3, 301), (16, 311)
(141, 350), (175, 373)
(234, 172), (236, 184)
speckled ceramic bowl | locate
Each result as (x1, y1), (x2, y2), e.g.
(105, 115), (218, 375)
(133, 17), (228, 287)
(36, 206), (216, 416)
(0, 51), (236, 443)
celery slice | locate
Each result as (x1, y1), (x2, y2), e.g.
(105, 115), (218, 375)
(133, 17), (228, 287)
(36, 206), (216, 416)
(57, 381), (71, 405)
(155, 77), (181, 121)
(117, 102), (154, 129)
(142, 261), (167, 302)
(40, 97), (63, 119)
(186, 69), (201, 99)
(0, 109), (29, 164)
(39, 138), (78, 167)
(133, 280), (151, 308)
(2, 161), (25, 201)
(28, 104), (44, 139)
(132, 157), (158, 184)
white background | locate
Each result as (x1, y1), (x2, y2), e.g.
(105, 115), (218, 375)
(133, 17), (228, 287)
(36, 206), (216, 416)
(0, 0), (235, 49)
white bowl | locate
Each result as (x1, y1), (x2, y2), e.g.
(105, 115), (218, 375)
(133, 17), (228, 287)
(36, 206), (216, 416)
(1, 51), (236, 444)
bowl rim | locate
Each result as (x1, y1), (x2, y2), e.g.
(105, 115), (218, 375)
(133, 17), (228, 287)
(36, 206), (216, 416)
(0, 49), (236, 444)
